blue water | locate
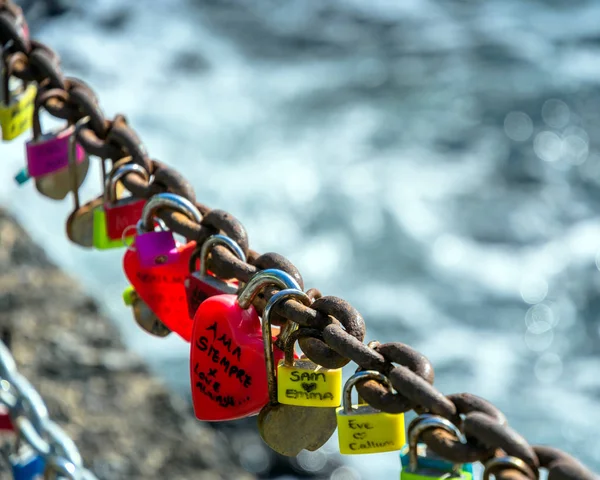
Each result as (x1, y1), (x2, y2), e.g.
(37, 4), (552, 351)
(2, 0), (600, 478)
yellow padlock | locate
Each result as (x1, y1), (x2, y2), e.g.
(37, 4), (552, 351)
(277, 328), (342, 408)
(1, 61), (36, 141)
(336, 370), (405, 455)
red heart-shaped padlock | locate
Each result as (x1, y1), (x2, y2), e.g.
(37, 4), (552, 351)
(190, 294), (285, 421)
(123, 241), (196, 341)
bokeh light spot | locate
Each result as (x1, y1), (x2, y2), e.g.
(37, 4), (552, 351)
(542, 99), (570, 129)
(330, 466), (361, 480)
(534, 131), (562, 163)
(520, 276), (548, 304)
(297, 450), (328, 473)
(524, 322), (554, 352)
(534, 352), (563, 383)
(504, 111), (533, 142)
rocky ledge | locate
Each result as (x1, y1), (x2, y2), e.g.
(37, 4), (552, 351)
(0, 208), (254, 480)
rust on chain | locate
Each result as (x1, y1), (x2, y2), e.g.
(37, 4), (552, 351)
(188, 210), (249, 280)
(0, 4), (29, 52)
(77, 115), (127, 160)
(39, 78), (103, 125)
(388, 364), (457, 418)
(306, 288), (322, 301)
(250, 253), (305, 326)
(417, 393), (507, 464)
(298, 296), (366, 368)
(464, 412), (539, 472)
(106, 116), (152, 172)
(2, 3), (597, 476)
(355, 342), (434, 413)
(533, 446), (598, 480)
(28, 46), (65, 90)
(32, 87), (69, 136)
(68, 85), (106, 135)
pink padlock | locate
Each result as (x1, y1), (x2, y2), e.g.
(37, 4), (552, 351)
(25, 89), (86, 178)
(134, 192), (203, 268)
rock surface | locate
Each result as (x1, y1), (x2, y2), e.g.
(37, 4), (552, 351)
(0, 208), (254, 480)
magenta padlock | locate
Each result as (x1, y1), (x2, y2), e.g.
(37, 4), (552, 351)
(25, 91), (86, 178)
(134, 193), (203, 268)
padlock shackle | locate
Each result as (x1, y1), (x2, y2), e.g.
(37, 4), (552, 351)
(282, 325), (321, 367)
(103, 162), (149, 205)
(342, 370), (393, 414)
(68, 116), (90, 211)
(2, 52), (25, 106)
(407, 414), (465, 473)
(482, 456), (538, 480)
(262, 288), (311, 404)
(192, 234), (246, 276)
(31, 87), (69, 140)
(261, 289), (312, 368)
(138, 192), (202, 233)
(238, 271), (304, 405)
(237, 269), (301, 309)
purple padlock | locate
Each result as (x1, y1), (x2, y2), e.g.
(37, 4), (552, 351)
(25, 90), (86, 178)
(134, 193), (203, 269)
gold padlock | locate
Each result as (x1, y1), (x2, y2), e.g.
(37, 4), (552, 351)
(336, 370), (405, 455)
(0, 57), (36, 141)
(64, 117), (125, 247)
(257, 288), (338, 457)
(277, 328), (342, 407)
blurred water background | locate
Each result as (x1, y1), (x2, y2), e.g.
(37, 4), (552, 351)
(2, 0), (600, 478)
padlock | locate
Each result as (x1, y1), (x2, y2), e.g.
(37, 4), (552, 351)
(257, 289), (338, 456)
(190, 269), (300, 422)
(9, 445), (45, 479)
(102, 162), (149, 240)
(123, 193), (202, 341)
(400, 414), (473, 479)
(92, 163), (149, 250)
(64, 116), (99, 248)
(133, 192), (202, 268)
(184, 234), (245, 318)
(33, 153), (90, 200)
(277, 327), (342, 408)
(26, 89), (89, 200)
(0, 60), (36, 141)
(123, 285), (171, 337)
(25, 90), (87, 179)
(336, 370), (405, 455)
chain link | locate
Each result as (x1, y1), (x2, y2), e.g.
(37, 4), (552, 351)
(0, 2), (598, 478)
(0, 341), (97, 479)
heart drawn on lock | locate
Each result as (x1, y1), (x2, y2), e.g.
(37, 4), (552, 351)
(123, 241), (196, 342)
(301, 382), (318, 393)
(190, 294), (285, 422)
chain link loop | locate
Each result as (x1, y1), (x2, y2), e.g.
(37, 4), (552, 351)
(0, 342), (97, 479)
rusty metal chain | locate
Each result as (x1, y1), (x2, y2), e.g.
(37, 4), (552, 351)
(1, 3), (598, 478)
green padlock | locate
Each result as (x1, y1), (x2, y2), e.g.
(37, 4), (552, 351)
(92, 206), (134, 250)
(400, 414), (473, 480)
(92, 163), (148, 250)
